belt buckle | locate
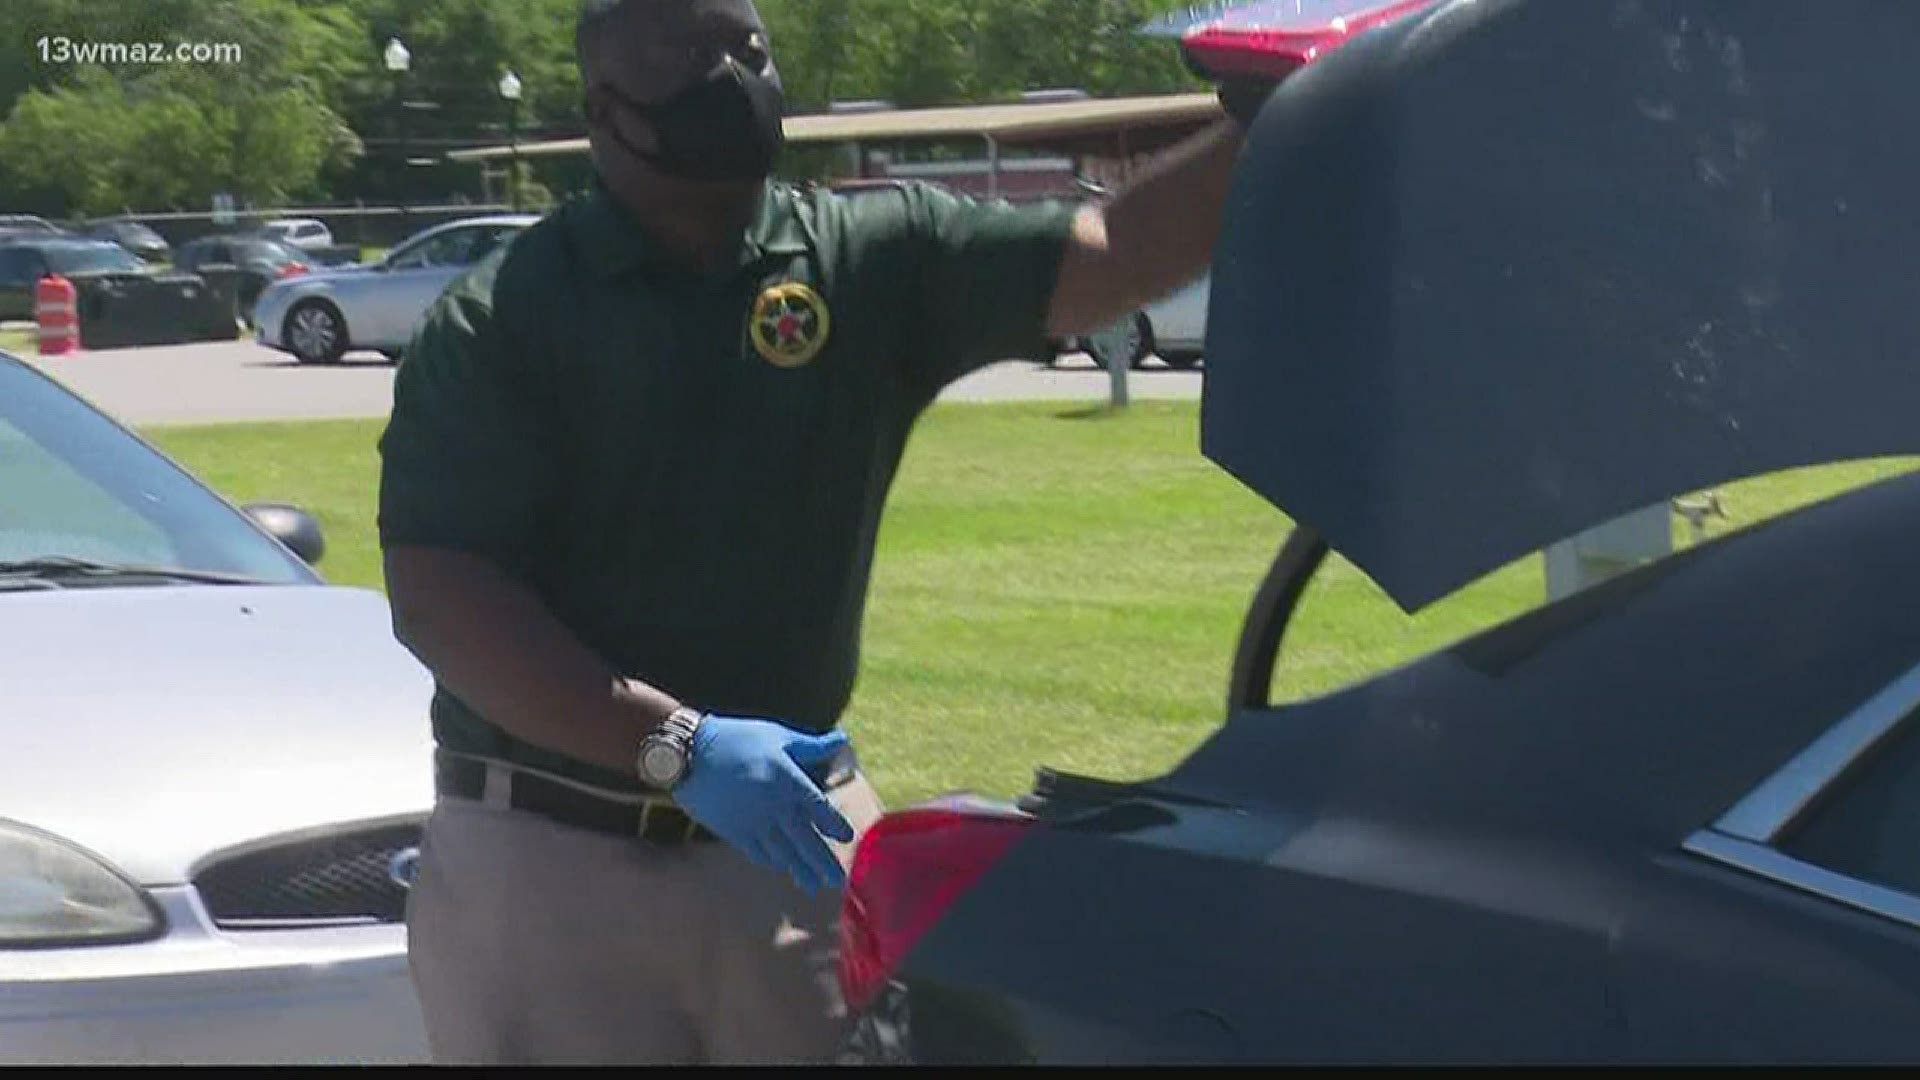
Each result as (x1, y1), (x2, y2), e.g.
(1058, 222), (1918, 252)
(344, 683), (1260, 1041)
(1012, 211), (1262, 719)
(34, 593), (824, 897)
(635, 799), (692, 845)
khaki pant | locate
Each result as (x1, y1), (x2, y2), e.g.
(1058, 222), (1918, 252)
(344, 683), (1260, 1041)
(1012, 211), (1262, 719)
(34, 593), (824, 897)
(405, 773), (885, 1065)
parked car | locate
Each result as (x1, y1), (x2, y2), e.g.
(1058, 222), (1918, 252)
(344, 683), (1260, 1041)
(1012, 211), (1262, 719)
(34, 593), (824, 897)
(0, 347), (434, 1065)
(838, 0), (1920, 1065)
(173, 234), (310, 324)
(0, 215), (65, 243)
(81, 220), (171, 264)
(259, 218), (334, 252)
(0, 238), (151, 322)
(1140, 273), (1208, 368)
(1083, 278), (1209, 373)
(254, 215), (534, 365)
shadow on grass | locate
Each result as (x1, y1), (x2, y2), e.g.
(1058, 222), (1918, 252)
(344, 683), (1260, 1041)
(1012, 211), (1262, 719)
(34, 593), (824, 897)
(1054, 404), (1129, 421)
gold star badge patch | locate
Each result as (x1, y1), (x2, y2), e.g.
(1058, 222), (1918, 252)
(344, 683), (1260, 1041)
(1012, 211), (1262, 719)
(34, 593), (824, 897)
(750, 281), (832, 368)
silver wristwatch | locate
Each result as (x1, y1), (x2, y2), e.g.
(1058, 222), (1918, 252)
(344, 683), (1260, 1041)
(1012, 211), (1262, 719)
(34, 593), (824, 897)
(637, 707), (704, 790)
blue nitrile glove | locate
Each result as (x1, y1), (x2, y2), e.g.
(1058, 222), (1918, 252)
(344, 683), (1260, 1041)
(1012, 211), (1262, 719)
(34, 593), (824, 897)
(672, 715), (857, 895)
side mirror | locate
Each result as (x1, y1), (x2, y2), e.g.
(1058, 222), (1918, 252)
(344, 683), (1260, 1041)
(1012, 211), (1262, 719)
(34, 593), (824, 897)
(244, 502), (326, 566)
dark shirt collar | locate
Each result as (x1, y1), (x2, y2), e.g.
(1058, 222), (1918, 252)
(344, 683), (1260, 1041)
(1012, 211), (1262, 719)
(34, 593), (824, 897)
(569, 176), (810, 282)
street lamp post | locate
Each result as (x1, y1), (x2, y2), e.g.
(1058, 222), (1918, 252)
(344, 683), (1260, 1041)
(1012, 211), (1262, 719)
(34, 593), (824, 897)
(498, 70), (523, 212)
(384, 38), (412, 234)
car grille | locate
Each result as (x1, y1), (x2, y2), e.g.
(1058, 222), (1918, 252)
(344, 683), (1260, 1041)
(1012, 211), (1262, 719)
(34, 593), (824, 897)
(193, 822), (422, 929)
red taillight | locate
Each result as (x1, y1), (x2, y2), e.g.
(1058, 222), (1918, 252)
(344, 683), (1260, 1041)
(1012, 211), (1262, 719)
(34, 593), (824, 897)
(838, 800), (1033, 1013)
(277, 262), (308, 279)
(1179, 0), (1441, 80)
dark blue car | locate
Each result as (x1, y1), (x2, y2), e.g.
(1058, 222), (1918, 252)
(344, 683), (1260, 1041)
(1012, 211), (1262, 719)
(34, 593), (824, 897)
(838, 0), (1920, 1063)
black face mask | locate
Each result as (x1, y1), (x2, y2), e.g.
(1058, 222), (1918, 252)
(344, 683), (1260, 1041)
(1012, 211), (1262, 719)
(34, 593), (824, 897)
(596, 54), (786, 183)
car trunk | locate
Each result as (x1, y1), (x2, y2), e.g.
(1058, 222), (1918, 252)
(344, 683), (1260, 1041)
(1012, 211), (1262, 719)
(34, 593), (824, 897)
(841, 0), (1920, 1033)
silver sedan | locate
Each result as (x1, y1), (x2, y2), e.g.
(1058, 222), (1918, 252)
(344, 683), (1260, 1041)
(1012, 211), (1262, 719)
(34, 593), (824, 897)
(255, 215), (535, 365)
(0, 349), (436, 1063)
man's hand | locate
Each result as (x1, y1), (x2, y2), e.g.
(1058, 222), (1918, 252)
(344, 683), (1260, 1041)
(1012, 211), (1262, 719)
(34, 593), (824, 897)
(673, 716), (857, 894)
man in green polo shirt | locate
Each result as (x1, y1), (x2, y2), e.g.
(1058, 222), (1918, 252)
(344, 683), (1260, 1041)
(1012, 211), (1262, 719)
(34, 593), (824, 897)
(380, 0), (1262, 1065)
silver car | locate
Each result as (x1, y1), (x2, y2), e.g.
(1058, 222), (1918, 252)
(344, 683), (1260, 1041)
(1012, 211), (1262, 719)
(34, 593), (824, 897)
(0, 350), (435, 1064)
(255, 215), (535, 365)
(1140, 273), (1209, 368)
(258, 218), (334, 253)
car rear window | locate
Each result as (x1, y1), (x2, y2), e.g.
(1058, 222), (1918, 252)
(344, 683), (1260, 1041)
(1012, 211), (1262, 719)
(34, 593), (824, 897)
(1778, 716), (1920, 899)
(240, 240), (302, 264)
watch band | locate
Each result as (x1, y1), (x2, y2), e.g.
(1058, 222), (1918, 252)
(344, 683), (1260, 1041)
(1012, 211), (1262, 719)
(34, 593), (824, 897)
(658, 706), (704, 747)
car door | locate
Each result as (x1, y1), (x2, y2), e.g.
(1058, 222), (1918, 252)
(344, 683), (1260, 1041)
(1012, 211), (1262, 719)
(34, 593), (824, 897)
(0, 247), (50, 319)
(0, 247), (41, 321)
(1145, 274), (1210, 355)
(354, 226), (489, 348)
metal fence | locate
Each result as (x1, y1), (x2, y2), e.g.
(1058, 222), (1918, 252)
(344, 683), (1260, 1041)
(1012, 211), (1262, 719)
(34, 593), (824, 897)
(66, 201), (551, 252)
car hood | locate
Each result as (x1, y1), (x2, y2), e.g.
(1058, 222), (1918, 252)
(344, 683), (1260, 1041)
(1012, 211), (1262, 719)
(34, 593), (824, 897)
(1202, 0), (1920, 611)
(0, 585), (435, 885)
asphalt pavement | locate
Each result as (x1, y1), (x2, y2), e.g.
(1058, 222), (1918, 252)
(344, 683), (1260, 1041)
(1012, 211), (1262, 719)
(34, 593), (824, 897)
(17, 338), (1202, 426)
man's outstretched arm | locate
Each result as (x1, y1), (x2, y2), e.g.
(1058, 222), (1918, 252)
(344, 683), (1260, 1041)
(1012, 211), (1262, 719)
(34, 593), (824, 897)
(1046, 116), (1247, 337)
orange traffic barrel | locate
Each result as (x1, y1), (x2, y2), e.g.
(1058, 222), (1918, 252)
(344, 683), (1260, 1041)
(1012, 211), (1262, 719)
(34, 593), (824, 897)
(35, 273), (81, 356)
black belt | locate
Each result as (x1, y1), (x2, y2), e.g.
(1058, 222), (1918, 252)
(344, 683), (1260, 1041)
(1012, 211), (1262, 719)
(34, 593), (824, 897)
(434, 751), (717, 846)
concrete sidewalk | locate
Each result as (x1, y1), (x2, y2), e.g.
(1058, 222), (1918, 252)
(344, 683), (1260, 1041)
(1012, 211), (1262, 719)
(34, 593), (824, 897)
(18, 339), (1201, 426)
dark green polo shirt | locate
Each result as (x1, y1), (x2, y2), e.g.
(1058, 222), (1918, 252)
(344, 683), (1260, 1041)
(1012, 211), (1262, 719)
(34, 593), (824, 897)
(378, 179), (1078, 792)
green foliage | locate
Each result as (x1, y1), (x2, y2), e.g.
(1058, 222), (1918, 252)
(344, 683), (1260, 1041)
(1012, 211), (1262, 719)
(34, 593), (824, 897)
(759, 0), (1202, 111)
(1, 0), (1208, 217)
(501, 161), (556, 211)
(0, 0), (366, 214)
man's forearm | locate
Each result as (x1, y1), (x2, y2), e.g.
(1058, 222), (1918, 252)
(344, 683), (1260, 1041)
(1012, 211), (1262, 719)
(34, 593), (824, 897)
(384, 546), (680, 777)
(1047, 117), (1246, 336)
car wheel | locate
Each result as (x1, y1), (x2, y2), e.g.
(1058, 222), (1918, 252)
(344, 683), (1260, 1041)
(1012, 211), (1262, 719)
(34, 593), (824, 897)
(285, 299), (347, 365)
(1162, 350), (1203, 370)
(1088, 312), (1154, 372)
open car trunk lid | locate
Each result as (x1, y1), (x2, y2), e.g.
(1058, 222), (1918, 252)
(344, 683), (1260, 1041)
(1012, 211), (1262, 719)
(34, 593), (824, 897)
(1199, 0), (1920, 611)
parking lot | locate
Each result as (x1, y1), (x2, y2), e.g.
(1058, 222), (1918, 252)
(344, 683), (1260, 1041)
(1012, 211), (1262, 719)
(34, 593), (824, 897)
(16, 337), (1203, 426)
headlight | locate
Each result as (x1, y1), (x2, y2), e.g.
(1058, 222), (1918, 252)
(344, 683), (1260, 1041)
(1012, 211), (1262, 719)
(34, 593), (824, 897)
(0, 819), (162, 948)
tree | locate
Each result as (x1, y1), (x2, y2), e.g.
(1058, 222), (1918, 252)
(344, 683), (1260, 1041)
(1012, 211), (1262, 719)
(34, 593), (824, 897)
(0, 0), (368, 215)
(331, 0), (582, 207)
(760, 0), (1201, 112)
(0, 0), (1214, 216)
(0, 62), (355, 214)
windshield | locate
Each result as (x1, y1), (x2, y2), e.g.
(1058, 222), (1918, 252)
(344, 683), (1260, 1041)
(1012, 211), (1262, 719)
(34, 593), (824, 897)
(0, 358), (314, 585)
(42, 243), (143, 275)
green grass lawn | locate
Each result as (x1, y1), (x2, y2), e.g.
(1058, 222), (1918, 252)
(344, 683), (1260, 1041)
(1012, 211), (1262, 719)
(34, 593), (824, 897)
(0, 325), (36, 355)
(145, 404), (1920, 807)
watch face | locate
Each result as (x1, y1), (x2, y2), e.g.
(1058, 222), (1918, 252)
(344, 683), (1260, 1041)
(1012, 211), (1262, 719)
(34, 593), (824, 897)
(641, 741), (684, 785)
